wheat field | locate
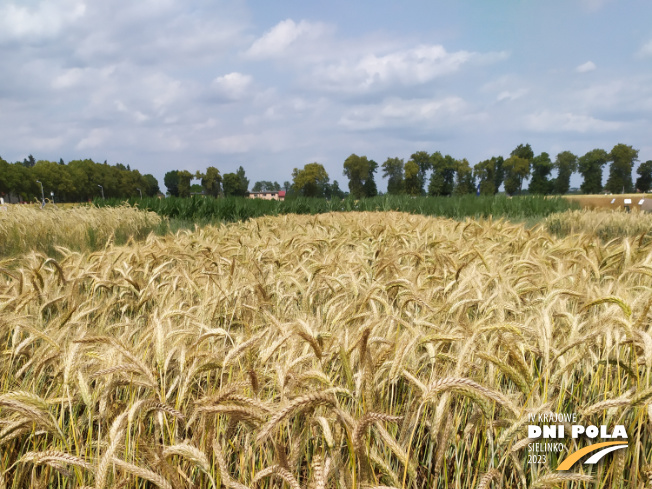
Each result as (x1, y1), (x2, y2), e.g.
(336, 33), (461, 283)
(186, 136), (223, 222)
(1, 211), (651, 488)
(0, 204), (162, 256)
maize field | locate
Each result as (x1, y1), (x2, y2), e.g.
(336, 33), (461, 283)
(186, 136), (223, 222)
(1, 210), (651, 488)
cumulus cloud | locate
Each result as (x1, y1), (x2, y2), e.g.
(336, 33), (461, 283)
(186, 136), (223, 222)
(339, 96), (469, 130)
(209, 134), (258, 153)
(497, 89), (528, 102)
(576, 61), (597, 73)
(579, 0), (614, 11)
(312, 45), (505, 93)
(0, 0), (86, 42)
(525, 111), (621, 133)
(639, 40), (652, 57)
(76, 128), (111, 150)
(246, 19), (330, 58)
(212, 72), (253, 101)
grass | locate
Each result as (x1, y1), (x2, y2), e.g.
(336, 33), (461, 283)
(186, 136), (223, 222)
(1, 210), (651, 487)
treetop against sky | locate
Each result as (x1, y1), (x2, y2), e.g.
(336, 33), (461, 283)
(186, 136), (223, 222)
(0, 0), (650, 192)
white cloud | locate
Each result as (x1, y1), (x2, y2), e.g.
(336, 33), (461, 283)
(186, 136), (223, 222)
(76, 128), (110, 150)
(0, 0), (86, 41)
(339, 96), (468, 130)
(312, 45), (501, 93)
(246, 19), (329, 58)
(579, 0), (614, 11)
(212, 72), (253, 101)
(210, 134), (258, 153)
(639, 39), (652, 57)
(576, 61), (597, 73)
(497, 89), (528, 102)
(525, 111), (622, 133)
(51, 68), (87, 90)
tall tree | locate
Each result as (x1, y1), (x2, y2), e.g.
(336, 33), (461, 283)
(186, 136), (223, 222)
(164, 170), (180, 197)
(177, 170), (194, 198)
(363, 159), (378, 198)
(605, 144), (638, 193)
(343, 154), (370, 199)
(528, 152), (553, 195)
(453, 159), (475, 195)
(473, 156), (503, 195)
(236, 166), (249, 195)
(382, 157), (405, 195)
(635, 160), (652, 193)
(143, 174), (160, 196)
(199, 166), (222, 197)
(578, 149), (608, 194)
(292, 163), (329, 197)
(329, 180), (346, 199)
(511, 143), (534, 161)
(428, 152), (457, 196)
(253, 181), (282, 192)
(553, 151), (578, 194)
(22, 154), (36, 168)
(503, 144), (533, 195)
(404, 160), (421, 196)
(410, 151), (431, 195)
(33, 160), (77, 201)
(503, 156), (530, 195)
(222, 167), (249, 197)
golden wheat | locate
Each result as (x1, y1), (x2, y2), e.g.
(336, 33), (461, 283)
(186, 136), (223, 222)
(0, 210), (650, 487)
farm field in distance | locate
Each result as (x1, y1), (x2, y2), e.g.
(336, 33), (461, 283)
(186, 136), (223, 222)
(563, 193), (652, 210)
(1, 205), (652, 487)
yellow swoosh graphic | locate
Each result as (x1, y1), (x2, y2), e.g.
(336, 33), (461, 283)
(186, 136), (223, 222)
(557, 441), (628, 470)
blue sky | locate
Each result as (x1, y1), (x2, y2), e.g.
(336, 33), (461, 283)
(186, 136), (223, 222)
(1, 0), (651, 191)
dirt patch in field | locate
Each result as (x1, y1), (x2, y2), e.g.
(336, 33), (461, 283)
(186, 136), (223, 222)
(564, 193), (652, 211)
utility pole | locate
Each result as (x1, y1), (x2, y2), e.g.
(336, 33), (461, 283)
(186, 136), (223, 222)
(36, 180), (45, 207)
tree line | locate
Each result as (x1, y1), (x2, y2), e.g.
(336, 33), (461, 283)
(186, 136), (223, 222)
(0, 156), (159, 202)
(289, 143), (650, 199)
(3, 142), (650, 203)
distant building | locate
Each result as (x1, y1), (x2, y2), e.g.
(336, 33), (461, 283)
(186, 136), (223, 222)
(248, 190), (286, 201)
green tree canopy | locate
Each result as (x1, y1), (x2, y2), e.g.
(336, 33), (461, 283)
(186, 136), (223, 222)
(404, 160), (421, 196)
(511, 143), (534, 161)
(143, 174), (160, 196)
(292, 162), (330, 197)
(428, 152), (457, 196)
(222, 167), (249, 197)
(0, 156), (157, 202)
(605, 143), (638, 193)
(410, 151), (432, 195)
(164, 170), (180, 197)
(382, 157), (405, 195)
(343, 154), (370, 199)
(503, 156), (530, 195)
(453, 158), (475, 195)
(236, 166), (249, 195)
(252, 181), (281, 192)
(199, 166), (222, 197)
(363, 159), (378, 198)
(553, 151), (578, 195)
(177, 170), (194, 198)
(578, 149), (609, 194)
(635, 160), (652, 193)
(473, 156), (503, 195)
(528, 152), (553, 195)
